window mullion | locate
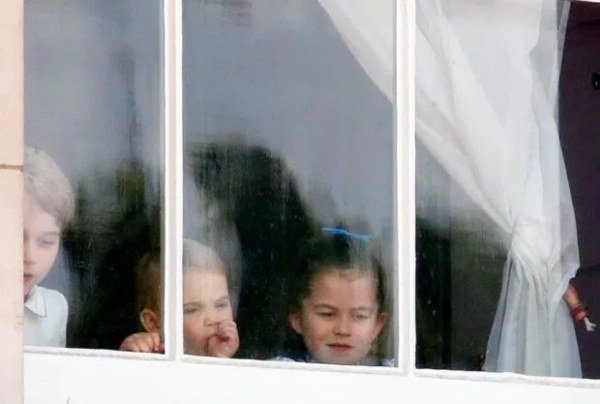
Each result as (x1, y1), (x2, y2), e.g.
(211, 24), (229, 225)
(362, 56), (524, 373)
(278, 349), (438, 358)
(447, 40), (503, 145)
(163, 0), (184, 362)
(396, 0), (416, 375)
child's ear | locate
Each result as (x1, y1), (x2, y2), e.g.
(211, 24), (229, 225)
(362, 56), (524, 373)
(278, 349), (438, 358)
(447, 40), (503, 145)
(140, 308), (160, 333)
(371, 312), (387, 340)
(289, 312), (303, 335)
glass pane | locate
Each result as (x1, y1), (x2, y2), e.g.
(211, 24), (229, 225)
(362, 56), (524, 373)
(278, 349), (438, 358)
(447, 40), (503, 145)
(416, 1), (600, 379)
(24, 0), (162, 351)
(182, 0), (395, 365)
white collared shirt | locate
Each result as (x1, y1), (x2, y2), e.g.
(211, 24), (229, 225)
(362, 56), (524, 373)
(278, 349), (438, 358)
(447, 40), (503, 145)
(24, 286), (68, 347)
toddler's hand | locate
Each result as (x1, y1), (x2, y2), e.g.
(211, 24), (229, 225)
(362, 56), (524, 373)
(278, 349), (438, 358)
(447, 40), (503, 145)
(207, 320), (239, 358)
(119, 331), (164, 353)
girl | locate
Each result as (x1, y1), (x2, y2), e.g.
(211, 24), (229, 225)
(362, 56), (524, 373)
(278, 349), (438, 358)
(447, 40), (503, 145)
(278, 228), (391, 366)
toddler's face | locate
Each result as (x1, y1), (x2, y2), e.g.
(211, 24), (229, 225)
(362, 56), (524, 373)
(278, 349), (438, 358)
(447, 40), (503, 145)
(23, 195), (61, 297)
(290, 269), (385, 365)
(182, 269), (233, 355)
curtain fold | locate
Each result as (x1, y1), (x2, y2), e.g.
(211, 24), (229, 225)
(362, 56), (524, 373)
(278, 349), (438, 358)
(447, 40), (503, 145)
(317, 0), (394, 101)
(318, 0), (582, 376)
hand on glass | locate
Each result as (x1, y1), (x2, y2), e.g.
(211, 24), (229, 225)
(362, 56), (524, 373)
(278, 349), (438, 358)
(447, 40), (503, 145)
(119, 331), (164, 353)
(206, 320), (239, 358)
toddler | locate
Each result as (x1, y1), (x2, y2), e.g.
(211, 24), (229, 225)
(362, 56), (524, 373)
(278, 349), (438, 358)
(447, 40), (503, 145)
(120, 239), (239, 357)
(23, 147), (75, 347)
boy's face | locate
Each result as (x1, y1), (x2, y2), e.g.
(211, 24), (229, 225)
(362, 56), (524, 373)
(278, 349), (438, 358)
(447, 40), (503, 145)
(290, 269), (385, 365)
(23, 195), (61, 297)
(182, 269), (233, 355)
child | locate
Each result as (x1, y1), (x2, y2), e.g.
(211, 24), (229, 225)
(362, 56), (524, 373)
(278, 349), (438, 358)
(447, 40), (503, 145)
(120, 239), (239, 357)
(278, 228), (390, 366)
(23, 147), (75, 347)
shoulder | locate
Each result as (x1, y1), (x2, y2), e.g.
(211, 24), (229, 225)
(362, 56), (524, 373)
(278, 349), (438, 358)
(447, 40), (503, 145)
(271, 349), (310, 362)
(36, 286), (68, 313)
(271, 356), (298, 362)
(24, 287), (68, 347)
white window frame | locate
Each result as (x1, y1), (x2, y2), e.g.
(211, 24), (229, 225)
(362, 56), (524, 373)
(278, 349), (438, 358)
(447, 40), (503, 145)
(6, 0), (600, 403)
(0, 0), (24, 403)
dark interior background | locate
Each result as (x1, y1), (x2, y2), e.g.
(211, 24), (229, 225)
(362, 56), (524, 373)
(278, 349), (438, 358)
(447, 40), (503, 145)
(559, 1), (600, 380)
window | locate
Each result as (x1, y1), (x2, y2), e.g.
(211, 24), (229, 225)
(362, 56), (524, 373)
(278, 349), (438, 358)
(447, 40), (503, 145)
(0, 1), (597, 403)
(182, 0), (395, 364)
(415, 0), (600, 381)
(24, 0), (163, 352)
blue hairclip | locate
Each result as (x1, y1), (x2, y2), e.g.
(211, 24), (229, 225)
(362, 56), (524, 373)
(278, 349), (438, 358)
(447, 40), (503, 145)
(321, 226), (372, 243)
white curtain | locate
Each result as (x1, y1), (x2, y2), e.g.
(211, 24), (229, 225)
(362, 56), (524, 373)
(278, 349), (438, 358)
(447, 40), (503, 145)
(318, 0), (582, 377)
(317, 0), (394, 101)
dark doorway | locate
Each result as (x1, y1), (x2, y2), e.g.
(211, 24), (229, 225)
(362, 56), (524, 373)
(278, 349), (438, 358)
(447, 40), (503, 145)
(559, 2), (600, 379)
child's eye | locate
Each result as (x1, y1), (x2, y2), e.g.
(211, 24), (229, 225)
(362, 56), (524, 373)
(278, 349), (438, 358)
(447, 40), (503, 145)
(183, 307), (199, 315)
(215, 301), (230, 309)
(38, 237), (58, 248)
(316, 311), (334, 318)
(353, 313), (370, 321)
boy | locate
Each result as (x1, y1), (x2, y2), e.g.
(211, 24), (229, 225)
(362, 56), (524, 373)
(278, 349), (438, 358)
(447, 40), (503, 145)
(120, 239), (239, 357)
(23, 147), (75, 347)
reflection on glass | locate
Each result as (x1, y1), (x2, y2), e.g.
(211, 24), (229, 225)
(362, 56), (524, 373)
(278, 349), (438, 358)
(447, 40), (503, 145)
(183, 0), (394, 365)
(25, 0), (162, 350)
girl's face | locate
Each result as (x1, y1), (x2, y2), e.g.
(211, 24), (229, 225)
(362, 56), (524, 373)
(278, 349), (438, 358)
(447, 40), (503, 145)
(182, 269), (233, 355)
(23, 195), (61, 297)
(289, 269), (385, 365)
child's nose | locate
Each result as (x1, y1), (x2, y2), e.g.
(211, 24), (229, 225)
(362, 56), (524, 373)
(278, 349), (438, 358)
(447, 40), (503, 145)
(23, 238), (35, 264)
(203, 312), (218, 327)
(334, 316), (352, 336)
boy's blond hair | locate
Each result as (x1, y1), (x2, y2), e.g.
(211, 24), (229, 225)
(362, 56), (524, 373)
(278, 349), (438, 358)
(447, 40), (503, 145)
(24, 147), (75, 228)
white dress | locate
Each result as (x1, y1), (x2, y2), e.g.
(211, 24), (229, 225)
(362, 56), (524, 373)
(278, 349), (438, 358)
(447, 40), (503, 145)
(24, 286), (68, 347)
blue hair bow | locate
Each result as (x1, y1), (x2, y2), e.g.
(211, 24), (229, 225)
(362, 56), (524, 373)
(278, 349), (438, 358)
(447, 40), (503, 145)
(321, 226), (372, 243)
